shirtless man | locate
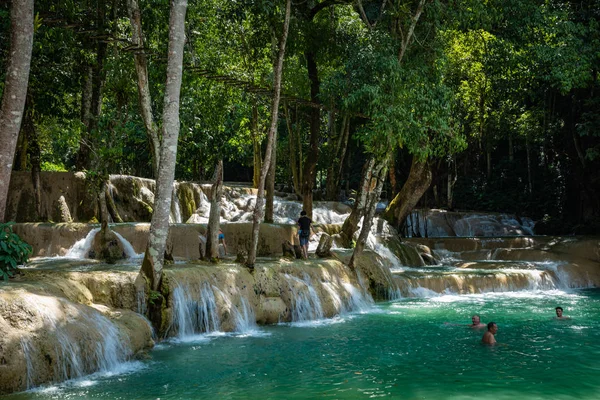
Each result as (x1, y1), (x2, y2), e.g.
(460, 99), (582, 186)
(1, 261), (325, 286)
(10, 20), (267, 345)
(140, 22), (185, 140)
(555, 306), (570, 319)
(482, 322), (498, 345)
(470, 315), (486, 329)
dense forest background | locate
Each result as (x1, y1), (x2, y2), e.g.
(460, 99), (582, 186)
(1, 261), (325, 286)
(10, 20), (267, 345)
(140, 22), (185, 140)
(1, 0), (599, 234)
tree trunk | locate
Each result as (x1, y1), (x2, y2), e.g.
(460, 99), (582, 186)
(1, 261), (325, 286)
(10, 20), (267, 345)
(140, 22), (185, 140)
(265, 129), (277, 223)
(325, 115), (350, 201)
(284, 103), (302, 196)
(81, 64), (93, 131)
(340, 157), (376, 247)
(382, 157), (432, 230)
(141, 0), (188, 291)
(388, 152), (398, 198)
(246, 0), (291, 268)
(252, 102), (262, 188)
(0, 0), (34, 223)
(301, 49), (321, 219)
(205, 160), (223, 260)
(76, 0), (108, 171)
(26, 109), (42, 220)
(348, 156), (388, 270)
(128, 0), (160, 178)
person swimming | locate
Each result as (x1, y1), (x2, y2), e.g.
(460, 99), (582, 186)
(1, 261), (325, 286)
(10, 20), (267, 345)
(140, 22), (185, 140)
(482, 322), (498, 345)
(469, 315), (486, 329)
(555, 306), (570, 319)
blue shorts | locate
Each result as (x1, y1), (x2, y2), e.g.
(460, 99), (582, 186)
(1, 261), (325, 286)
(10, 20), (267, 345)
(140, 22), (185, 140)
(299, 231), (309, 246)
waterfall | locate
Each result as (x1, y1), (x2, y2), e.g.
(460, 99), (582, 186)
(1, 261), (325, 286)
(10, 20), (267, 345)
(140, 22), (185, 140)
(170, 282), (221, 338)
(170, 185), (183, 224)
(234, 296), (257, 332)
(64, 228), (101, 258)
(21, 295), (132, 387)
(112, 231), (142, 258)
(285, 274), (324, 322)
(20, 338), (36, 390)
(342, 282), (374, 312)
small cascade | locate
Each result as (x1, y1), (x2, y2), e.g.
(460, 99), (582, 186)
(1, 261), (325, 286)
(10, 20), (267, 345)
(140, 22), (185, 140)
(170, 184), (183, 224)
(170, 282), (221, 338)
(112, 231), (142, 258)
(285, 274), (325, 322)
(20, 338), (36, 390)
(136, 286), (147, 315)
(392, 268), (560, 297)
(234, 297), (257, 332)
(342, 282), (374, 312)
(211, 286), (257, 333)
(64, 228), (101, 258)
(21, 295), (132, 388)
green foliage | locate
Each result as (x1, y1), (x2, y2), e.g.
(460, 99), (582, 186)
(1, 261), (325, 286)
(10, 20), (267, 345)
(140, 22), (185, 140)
(0, 223), (33, 281)
(41, 161), (68, 172)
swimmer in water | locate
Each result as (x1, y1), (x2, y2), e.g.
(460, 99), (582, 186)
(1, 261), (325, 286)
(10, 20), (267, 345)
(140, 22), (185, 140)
(482, 322), (498, 345)
(555, 306), (570, 319)
(469, 315), (486, 329)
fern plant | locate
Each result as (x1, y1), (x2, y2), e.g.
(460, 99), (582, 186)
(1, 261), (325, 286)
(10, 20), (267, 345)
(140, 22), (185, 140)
(0, 222), (32, 280)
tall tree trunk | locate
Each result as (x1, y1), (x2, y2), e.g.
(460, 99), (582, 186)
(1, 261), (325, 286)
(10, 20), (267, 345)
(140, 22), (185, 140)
(128, 0), (160, 178)
(265, 129), (277, 223)
(205, 160), (223, 260)
(81, 64), (93, 131)
(382, 157), (432, 230)
(76, 0), (108, 171)
(247, 0), (291, 268)
(284, 102), (302, 196)
(447, 157), (457, 210)
(141, 0), (188, 291)
(252, 102), (262, 189)
(23, 107), (43, 220)
(0, 0), (34, 223)
(526, 136), (532, 195)
(325, 115), (350, 201)
(388, 151), (398, 198)
(348, 156), (388, 270)
(340, 157), (376, 247)
(301, 50), (320, 219)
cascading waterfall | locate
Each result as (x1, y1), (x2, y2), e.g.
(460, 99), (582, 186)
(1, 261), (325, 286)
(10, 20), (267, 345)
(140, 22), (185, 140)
(211, 286), (257, 333)
(234, 296), (257, 332)
(21, 295), (131, 387)
(112, 231), (142, 258)
(64, 228), (100, 258)
(170, 282), (221, 338)
(285, 274), (324, 322)
(20, 338), (36, 390)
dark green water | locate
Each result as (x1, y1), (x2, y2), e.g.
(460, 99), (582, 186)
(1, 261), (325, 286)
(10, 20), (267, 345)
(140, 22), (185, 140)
(7, 289), (600, 400)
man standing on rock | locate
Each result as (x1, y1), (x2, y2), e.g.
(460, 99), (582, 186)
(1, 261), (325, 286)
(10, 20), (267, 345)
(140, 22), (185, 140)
(297, 210), (312, 259)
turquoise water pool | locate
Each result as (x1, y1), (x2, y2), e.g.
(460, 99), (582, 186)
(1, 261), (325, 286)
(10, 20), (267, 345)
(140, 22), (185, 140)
(7, 288), (600, 399)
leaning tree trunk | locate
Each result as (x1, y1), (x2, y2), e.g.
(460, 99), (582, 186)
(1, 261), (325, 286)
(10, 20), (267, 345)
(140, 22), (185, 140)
(382, 157), (432, 230)
(141, 0), (188, 291)
(340, 157), (376, 247)
(246, 0), (291, 268)
(205, 160), (223, 260)
(265, 129), (278, 223)
(348, 157), (388, 270)
(128, 0), (160, 178)
(0, 0), (34, 223)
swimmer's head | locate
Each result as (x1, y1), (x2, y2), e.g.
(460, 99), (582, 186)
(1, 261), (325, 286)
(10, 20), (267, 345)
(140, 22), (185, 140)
(555, 307), (563, 317)
(471, 315), (481, 325)
(487, 322), (498, 334)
